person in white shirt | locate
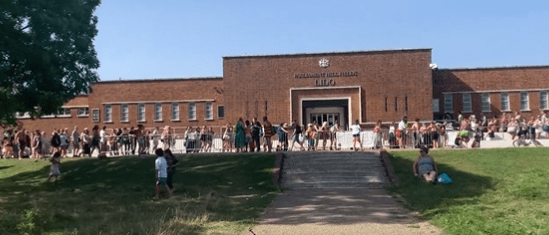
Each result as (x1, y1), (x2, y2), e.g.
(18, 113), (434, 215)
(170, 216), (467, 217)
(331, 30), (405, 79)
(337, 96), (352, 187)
(350, 119), (363, 151)
(154, 148), (172, 198)
(99, 126), (107, 152)
(398, 116), (408, 148)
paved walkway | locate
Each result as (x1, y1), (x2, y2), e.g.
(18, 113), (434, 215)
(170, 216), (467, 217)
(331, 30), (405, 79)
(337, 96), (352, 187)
(247, 188), (441, 235)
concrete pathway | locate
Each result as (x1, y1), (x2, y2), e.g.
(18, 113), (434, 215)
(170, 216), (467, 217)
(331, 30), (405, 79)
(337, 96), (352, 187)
(247, 188), (441, 235)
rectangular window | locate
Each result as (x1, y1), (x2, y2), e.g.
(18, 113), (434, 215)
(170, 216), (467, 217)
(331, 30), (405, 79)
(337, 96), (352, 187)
(394, 97), (398, 111)
(405, 96), (408, 112)
(384, 97), (388, 112)
(218, 105), (225, 119)
(154, 103), (162, 121)
(205, 102), (213, 119)
(171, 102), (179, 121)
(121, 104), (128, 122)
(541, 91), (548, 110)
(501, 92), (510, 111)
(481, 93), (491, 112)
(188, 102), (196, 120)
(138, 103), (145, 122)
(520, 91), (529, 111)
(77, 107), (89, 117)
(57, 108), (71, 117)
(432, 99), (439, 113)
(104, 104), (112, 122)
(444, 94), (453, 113)
(463, 93), (472, 113)
(92, 109), (100, 123)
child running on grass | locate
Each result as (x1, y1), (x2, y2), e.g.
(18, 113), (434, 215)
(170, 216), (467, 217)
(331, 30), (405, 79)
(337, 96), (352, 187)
(46, 151), (61, 184)
(155, 148), (172, 199)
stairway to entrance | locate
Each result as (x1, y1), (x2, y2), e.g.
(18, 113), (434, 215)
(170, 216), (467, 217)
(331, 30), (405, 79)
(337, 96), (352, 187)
(281, 151), (390, 189)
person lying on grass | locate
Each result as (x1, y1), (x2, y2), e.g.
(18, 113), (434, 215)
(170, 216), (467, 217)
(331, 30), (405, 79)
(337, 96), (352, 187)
(155, 148), (172, 198)
(46, 151), (62, 184)
(413, 146), (438, 184)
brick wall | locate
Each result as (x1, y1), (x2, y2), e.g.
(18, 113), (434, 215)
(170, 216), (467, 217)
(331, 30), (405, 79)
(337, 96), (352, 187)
(223, 49), (433, 125)
(433, 66), (549, 119)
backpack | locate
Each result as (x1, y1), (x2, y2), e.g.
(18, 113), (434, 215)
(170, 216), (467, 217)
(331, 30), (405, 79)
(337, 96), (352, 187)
(51, 134), (61, 147)
(437, 173), (453, 185)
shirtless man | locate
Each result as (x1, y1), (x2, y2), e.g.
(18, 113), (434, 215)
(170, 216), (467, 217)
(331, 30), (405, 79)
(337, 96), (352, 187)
(15, 128), (27, 160)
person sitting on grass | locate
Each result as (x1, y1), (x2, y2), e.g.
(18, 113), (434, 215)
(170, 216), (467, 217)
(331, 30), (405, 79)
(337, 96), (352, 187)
(155, 148), (172, 199)
(413, 146), (438, 184)
(46, 151), (62, 184)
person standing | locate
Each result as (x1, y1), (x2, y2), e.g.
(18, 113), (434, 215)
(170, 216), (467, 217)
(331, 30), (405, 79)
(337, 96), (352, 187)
(100, 126), (107, 153)
(71, 126), (81, 157)
(251, 117), (261, 152)
(372, 120), (382, 149)
(290, 121), (305, 151)
(330, 121), (340, 151)
(32, 130), (42, 161)
(351, 120), (363, 151)
(154, 148), (172, 198)
(234, 118), (246, 153)
(90, 125), (101, 157)
(398, 116), (409, 148)
(262, 116), (274, 153)
(81, 128), (91, 157)
(164, 149), (179, 194)
(15, 128), (27, 160)
(59, 129), (69, 158)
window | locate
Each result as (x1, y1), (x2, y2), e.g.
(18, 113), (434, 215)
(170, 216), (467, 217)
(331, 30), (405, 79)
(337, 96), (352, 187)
(501, 92), (509, 111)
(188, 102), (196, 120)
(120, 104), (128, 122)
(15, 112), (30, 119)
(481, 93), (491, 112)
(205, 102), (213, 119)
(520, 91), (529, 111)
(171, 102), (179, 121)
(57, 108), (71, 117)
(138, 103), (145, 122)
(77, 107), (89, 117)
(92, 109), (100, 122)
(541, 91), (548, 110)
(384, 97), (388, 112)
(394, 97), (398, 111)
(444, 94), (453, 113)
(405, 96), (408, 112)
(218, 105), (225, 119)
(154, 103), (162, 121)
(104, 104), (112, 122)
(463, 93), (472, 113)
(432, 99), (439, 113)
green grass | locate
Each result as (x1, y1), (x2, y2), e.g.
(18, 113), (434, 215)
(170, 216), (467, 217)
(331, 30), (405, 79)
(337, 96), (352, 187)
(388, 148), (549, 235)
(0, 154), (280, 235)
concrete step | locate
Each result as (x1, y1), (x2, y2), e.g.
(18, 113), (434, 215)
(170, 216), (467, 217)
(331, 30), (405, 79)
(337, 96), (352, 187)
(285, 153), (379, 159)
(283, 165), (383, 172)
(283, 175), (387, 183)
(283, 171), (387, 178)
(283, 181), (388, 189)
(284, 158), (382, 165)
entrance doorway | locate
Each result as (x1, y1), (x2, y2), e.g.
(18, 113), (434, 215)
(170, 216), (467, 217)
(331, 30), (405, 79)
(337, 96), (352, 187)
(302, 99), (349, 129)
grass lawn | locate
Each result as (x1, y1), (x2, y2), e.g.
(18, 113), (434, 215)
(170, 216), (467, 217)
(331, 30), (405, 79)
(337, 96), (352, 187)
(388, 148), (549, 235)
(0, 153), (280, 235)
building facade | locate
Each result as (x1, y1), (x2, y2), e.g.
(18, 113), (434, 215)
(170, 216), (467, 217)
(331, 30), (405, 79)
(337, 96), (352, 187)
(16, 48), (549, 134)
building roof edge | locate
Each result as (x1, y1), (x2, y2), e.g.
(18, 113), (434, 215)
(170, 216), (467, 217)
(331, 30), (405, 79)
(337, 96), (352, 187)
(223, 48), (432, 59)
(93, 77), (223, 84)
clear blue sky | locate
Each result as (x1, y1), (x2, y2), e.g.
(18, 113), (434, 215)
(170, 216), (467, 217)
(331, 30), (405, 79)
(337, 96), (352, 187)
(94, 0), (549, 81)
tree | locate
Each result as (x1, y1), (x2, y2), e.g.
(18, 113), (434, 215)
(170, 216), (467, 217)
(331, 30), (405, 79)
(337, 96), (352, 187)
(0, 0), (101, 126)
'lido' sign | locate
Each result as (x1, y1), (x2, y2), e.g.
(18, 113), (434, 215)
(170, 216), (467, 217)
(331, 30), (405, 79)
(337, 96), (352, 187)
(315, 79), (335, 86)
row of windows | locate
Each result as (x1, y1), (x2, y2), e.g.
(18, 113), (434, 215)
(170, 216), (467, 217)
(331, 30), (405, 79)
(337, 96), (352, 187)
(101, 102), (224, 123)
(439, 91), (548, 113)
(16, 108), (89, 119)
(383, 97), (409, 112)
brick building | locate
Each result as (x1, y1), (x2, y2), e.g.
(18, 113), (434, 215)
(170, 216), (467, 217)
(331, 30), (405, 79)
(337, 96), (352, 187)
(16, 48), (549, 134)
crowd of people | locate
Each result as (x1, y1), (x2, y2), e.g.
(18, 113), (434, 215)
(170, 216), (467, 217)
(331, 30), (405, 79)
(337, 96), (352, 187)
(3, 110), (549, 159)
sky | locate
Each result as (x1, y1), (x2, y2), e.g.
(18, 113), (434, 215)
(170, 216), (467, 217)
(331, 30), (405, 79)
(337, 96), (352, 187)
(94, 0), (549, 81)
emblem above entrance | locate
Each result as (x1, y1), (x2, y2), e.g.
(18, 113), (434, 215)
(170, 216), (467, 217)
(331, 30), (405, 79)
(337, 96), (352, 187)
(319, 58), (329, 68)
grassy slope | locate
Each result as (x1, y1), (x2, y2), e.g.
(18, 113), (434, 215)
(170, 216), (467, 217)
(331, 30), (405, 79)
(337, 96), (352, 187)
(388, 148), (549, 235)
(0, 154), (279, 235)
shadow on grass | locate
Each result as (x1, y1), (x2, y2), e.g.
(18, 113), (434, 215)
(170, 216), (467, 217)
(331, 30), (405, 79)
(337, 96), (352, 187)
(0, 166), (12, 171)
(387, 152), (494, 218)
(0, 154), (279, 234)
